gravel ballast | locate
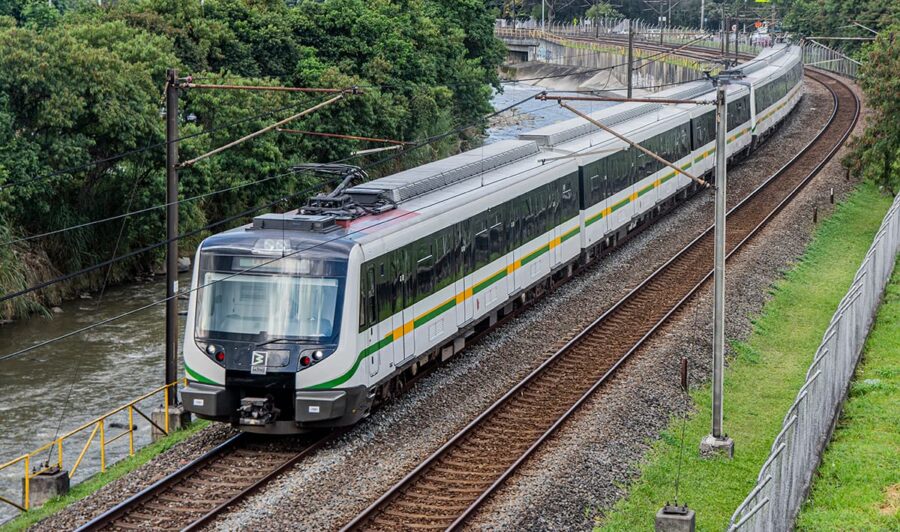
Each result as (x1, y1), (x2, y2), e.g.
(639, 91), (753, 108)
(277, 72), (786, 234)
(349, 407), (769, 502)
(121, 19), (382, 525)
(30, 75), (855, 532)
(205, 80), (842, 531)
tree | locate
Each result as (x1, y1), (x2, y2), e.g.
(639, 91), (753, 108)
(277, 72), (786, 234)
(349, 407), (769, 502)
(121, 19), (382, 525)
(585, 2), (621, 22)
(846, 26), (900, 195)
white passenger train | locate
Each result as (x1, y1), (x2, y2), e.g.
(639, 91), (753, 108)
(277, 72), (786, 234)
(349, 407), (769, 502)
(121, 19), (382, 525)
(182, 45), (804, 433)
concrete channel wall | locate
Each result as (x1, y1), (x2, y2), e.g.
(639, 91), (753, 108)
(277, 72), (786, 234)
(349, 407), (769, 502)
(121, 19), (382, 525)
(496, 30), (707, 93)
(728, 191), (900, 530)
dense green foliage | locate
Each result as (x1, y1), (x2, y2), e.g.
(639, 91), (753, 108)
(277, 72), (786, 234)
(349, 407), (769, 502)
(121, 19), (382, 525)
(598, 183), (893, 530)
(846, 26), (900, 195)
(0, 0), (504, 319)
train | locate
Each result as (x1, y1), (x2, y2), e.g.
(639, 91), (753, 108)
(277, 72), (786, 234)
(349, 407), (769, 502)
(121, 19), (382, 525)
(181, 44), (804, 434)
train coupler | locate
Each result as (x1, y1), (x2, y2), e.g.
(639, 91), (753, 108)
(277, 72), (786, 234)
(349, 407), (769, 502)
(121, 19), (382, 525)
(237, 396), (279, 426)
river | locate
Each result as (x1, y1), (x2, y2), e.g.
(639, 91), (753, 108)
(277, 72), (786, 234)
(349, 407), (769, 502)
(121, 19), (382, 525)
(0, 86), (616, 523)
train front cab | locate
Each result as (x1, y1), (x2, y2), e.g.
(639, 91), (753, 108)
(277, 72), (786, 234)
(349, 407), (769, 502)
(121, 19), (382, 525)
(181, 235), (371, 434)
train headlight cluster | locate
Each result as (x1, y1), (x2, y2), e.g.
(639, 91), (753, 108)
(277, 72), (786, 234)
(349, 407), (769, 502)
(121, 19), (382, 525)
(299, 349), (330, 368)
(202, 343), (226, 364)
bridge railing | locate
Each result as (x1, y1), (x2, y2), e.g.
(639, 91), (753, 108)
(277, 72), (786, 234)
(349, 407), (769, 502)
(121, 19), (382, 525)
(728, 191), (900, 530)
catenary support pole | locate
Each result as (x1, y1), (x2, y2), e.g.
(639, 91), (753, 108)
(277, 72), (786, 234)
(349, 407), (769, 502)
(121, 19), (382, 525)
(712, 82), (726, 439)
(700, 80), (734, 458)
(165, 68), (179, 402)
(700, 0), (705, 31)
(627, 19), (634, 99)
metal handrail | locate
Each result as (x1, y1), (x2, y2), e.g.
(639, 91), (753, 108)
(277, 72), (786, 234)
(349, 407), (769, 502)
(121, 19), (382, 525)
(0, 378), (188, 512)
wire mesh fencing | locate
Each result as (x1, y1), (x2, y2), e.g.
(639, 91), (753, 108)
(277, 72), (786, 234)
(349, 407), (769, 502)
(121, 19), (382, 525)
(801, 39), (860, 79)
(728, 192), (900, 530)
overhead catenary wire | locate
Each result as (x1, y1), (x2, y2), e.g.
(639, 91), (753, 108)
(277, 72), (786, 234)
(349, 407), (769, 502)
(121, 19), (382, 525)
(0, 93), (563, 363)
(0, 172), (295, 248)
(0, 93), (538, 308)
(0, 169), (336, 306)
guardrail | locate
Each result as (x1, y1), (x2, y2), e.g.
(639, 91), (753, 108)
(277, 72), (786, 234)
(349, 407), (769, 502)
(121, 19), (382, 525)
(729, 191), (900, 530)
(495, 18), (765, 57)
(0, 379), (187, 512)
(496, 20), (864, 82)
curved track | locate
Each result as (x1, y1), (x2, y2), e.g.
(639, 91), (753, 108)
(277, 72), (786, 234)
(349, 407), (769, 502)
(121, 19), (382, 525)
(342, 64), (859, 531)
(75, 432), (335, 531)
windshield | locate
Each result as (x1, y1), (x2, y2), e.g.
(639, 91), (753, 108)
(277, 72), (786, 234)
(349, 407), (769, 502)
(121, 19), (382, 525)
(196, 272), (342, 342)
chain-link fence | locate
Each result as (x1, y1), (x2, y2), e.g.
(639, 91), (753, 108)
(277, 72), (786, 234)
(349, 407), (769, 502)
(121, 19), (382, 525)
(728, 192), (900, 530)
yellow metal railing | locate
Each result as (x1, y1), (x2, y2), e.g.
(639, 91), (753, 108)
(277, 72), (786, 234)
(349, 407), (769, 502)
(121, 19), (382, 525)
(0, 379), (188, 512)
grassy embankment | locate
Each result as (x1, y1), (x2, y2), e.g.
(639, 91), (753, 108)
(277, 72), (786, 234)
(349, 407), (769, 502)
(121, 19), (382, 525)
(796, 264), (900, 530)
(597, 182), (894, 530)
(1, 420), (209, 532)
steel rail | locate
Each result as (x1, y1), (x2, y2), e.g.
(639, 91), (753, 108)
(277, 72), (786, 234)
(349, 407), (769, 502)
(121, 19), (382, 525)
(342, 64), (859, 531)
(75, 430), (341, 531)
(74, 433), (245, 531)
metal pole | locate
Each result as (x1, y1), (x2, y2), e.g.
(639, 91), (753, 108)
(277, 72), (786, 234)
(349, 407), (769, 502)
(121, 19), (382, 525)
(541, 0), (545, 34)
(711, 82), (727, 439)
(627, 19), (634, 99)
(700, 0), (705, 31)
(724, 17), (730, 61)
(165, 68), (179, 402)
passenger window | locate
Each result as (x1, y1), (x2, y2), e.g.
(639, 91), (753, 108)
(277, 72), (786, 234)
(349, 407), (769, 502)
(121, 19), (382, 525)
(366, 267), (377, 327)
(416, 244), (434, 300)
(489, 214), (503, 260)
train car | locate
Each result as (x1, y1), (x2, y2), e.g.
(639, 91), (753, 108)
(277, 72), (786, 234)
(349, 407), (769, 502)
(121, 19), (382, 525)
(181, 44), (804, 434)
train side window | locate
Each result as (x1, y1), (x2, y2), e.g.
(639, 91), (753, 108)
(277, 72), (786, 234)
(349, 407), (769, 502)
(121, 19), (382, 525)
(377, 258), (391, 322)
(359, 266), (367, 330)
(366, 266), (377, 327)
(474, 217), (490, 268)
(489, 211), (503, 261)
(416, 243), (434, 301)
(391, 254), (404, 314)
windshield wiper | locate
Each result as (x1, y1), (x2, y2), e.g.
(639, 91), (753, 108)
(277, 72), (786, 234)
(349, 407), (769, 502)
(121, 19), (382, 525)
(254, 338), (298, 348)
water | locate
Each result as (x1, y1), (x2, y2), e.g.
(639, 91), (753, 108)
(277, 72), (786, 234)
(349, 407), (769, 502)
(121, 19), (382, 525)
(486, 83), (617, 144)
(0, 87), (617, 522)
(0, 277), (187, 522)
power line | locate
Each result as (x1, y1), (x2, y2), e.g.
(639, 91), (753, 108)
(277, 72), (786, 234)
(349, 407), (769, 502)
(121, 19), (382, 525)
(0, 172), (292, 247)
(0, 93), (541, 362)
(0, 168), (334, 306)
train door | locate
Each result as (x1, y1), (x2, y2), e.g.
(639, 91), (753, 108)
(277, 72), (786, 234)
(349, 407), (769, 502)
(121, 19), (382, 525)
(390, 251), (407, 367)
(399, 248), (415, 361)
(363, 266), (380, 378)
(455, 221), (472, 326)
(549, 182), (560, 268)
(373, 258), (393, 378)
(463, 217), (479, 321)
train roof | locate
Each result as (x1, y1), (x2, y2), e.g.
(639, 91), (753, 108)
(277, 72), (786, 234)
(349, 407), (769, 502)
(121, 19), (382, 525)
(197, 44), (802, 259)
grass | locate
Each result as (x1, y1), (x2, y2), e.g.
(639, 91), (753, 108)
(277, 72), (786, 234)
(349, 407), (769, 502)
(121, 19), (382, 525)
(795, 264), (900, 531)
(0, 420), (209, 532)
(596, 182), (894, 531)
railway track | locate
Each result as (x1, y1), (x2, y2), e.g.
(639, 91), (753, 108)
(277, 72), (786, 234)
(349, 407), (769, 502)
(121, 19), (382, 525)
(342, 66), (859, 531)
(75, 432), (335, 531)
